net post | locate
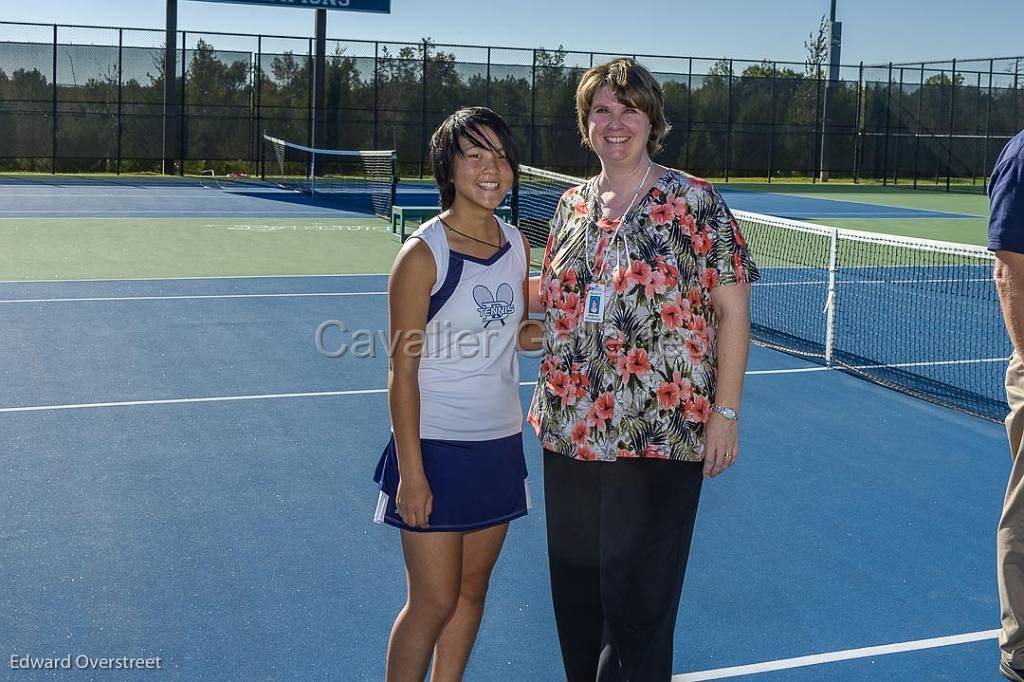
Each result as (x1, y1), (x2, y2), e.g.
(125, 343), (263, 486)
(824, 227), (838, 367)
(390, 151), (399, 215)
(309, 147), (316, 195)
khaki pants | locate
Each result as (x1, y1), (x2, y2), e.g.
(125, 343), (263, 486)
(1001, 352), (1024, 664)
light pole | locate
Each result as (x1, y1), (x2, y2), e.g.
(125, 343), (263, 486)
(819, 0), (842, 181)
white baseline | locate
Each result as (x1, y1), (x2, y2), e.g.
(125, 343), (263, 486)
(671, 628), (998, 681)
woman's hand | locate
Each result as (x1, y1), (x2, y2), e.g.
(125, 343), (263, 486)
(703, 412), (739, 478)
(395, 474), (433, 529)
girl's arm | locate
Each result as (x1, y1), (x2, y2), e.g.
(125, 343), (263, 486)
(518, 233), (544, 352)
(387, 238), (436, 528)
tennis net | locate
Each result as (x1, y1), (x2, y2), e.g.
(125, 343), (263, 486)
(262, 134), (398, 219)
(513, 164), (1009, 421)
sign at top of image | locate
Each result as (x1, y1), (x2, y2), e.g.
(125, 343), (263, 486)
(189, 0), (390, 13)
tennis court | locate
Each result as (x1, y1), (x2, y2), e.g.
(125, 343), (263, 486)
(0, 171), (1012, 681)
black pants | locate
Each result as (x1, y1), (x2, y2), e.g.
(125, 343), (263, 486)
(544, 449), (704, 682)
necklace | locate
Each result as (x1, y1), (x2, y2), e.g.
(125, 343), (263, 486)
(439, 216), (503, 249)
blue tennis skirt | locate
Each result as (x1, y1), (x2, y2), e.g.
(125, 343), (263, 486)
(373, 433), (531, 533)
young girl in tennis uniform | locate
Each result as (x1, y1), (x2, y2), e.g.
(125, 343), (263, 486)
(373, 107), (539, 682)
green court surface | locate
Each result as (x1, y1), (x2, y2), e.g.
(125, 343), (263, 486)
(720, 182), (991, 246)
(725, 182), (990, 217)
(803, 217), (989, 247)
(0, 218), (401, 280)
(0, 178), (996, 281)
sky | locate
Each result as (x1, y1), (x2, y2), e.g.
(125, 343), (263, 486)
(1, 0), (1022, 68)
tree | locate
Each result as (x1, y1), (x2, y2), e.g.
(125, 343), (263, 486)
(804, 14), (828, 79)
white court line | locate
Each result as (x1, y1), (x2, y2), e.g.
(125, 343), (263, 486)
(758, 277), (992, 287)
(0, 388), (389, 413)
(747, 366), (831, 375)
(670, 628), (999, 681)
(0, 368), (831, 413)
(854, 357), (1006, 369)
(0, 291), (389, 304)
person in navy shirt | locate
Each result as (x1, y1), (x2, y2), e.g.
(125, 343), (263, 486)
(990, 128), (1024, 682)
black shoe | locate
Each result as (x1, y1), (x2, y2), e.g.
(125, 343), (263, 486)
(1002, 660), (1024, 682)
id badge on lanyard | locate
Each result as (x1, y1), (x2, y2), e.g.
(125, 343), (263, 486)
(583, 282), (607, 323)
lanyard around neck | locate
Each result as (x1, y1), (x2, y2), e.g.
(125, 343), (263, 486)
(587, 161), (654, 279)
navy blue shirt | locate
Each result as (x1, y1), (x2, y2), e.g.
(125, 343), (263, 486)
(989, 129), (1024, 253)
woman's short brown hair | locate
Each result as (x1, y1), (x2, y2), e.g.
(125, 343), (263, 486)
(576, 57), (671, 156)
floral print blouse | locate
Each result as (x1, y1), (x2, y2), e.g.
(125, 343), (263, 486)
(527, 168), (759, 462)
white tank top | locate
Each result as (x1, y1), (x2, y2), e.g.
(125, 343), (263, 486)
(409, 216), (527, 441)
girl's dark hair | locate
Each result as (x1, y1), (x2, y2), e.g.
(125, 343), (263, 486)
(429, 107), (520, 210)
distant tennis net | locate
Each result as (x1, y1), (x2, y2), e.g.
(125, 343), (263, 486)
(262, 134), (398, 219)
(513, 164), (1009, 421)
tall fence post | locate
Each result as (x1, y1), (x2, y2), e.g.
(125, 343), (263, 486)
(255, 35), (263, 177)
(530, 48), (537, 166)
(767, 62), (776, 183)
(881, 62), (892, 186)
(853, 61), (863, 183)
(973, 70), (982, 186)
(584, 52), (595, 178)
(163, 1), (177, 175)
(306, 38), (313, 149)
(117, 29), (123, 175)
(372, 41), (379, 150)
(1015, 57), (1021, 131)
(724, 59), (732, 182)
(893, 67), (904, 185)
(179, 31), (186, 176)
(912, 62), (923, 188)
(685, 57), (692, 173)
(485, 47), (491, 108)
(419, 39), (428, 178)
(812, 65), (823, 183)
(984, 59), (994, 193)
(51, 24), (57, 174)
(246, 41), (254, 174)
(945, 59), (956, 192)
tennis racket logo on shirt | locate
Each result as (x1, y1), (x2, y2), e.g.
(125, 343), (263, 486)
(473, 284), (516, 327)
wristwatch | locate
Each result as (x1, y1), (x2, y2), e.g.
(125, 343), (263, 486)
(711, 404), (739, 422)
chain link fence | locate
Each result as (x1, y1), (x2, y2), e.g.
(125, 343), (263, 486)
(1, 20), (1021, 190)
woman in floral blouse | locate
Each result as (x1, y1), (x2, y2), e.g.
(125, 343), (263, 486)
(527, 58), (758, 681)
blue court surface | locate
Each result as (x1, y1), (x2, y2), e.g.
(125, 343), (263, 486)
(0, 175), (978, 220)
(0, 273), (1012, 681)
